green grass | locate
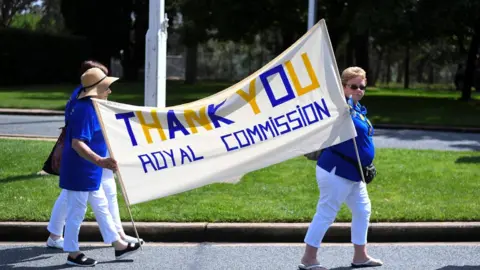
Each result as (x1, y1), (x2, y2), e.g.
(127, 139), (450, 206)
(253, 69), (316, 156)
(0, 81), (479, 128)
(1, 139), (479, 222)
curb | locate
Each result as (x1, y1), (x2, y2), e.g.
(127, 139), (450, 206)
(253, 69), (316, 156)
(0, 134), (57, 141)
(1, 222), (480, 243)
(375, 124), (480, 134)
(0, 108), (64, 116)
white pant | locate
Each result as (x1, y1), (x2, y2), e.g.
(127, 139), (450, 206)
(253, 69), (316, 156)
(304, 166), (371, 248)
(47, 168), (123, 238)
(63, 189), (120, 252)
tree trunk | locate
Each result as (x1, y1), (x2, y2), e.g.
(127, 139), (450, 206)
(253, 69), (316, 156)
(396, 61), (403, 84)
(185, 42), (198, 85)
(461, 19), (480, 101)
(385, 49), (392, 85)
(346, 31), (354, 67)
(416, 57), (427, 83)
(354, 32), (369, 81)
(371, 48), (383, 86)
(428, 64), (435, 84)
(404, 43), (410, 89)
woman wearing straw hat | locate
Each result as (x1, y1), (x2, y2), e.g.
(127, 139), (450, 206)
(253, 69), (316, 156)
(59, 67), (141, 266)
(46, 61), (143, 250)
(298, 67), (383, 270)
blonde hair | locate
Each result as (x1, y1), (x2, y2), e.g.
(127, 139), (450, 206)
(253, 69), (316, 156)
(341, 66), (366, 85)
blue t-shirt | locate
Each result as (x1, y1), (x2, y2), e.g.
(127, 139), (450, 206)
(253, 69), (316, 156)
(59, 97), (107, 191)
(64, 86), (82, 125)
(317, 102), (375, 182)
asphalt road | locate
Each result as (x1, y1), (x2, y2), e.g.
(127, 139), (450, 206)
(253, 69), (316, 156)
(0, 242), (479, 270)
(0, 115), (479, 151)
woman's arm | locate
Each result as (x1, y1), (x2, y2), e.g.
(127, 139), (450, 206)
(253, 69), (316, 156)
(72, 139), (117, 171)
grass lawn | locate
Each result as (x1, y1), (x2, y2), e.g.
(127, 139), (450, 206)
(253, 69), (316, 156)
(0, 81), (479, 128)
(1, 138), (479, 222)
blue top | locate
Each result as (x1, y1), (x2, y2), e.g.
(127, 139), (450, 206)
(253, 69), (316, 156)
(59, 97), (107, 191)
(317, 101), (375, 182)
(64, 86), (82, 125)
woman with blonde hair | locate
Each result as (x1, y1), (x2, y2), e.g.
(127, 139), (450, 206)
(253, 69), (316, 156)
(298, 67), (383, 270)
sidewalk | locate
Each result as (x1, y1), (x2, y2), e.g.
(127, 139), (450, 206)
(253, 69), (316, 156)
(1, 108), (479, 133)
(1, 222), (480, 243)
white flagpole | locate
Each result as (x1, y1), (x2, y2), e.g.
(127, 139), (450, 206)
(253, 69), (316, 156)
(307, 0), (316, 30)
(145, 0), (168, 108)
(92, 101), (143, 249)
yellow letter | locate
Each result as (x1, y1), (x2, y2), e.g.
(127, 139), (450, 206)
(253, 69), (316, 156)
(236, 79), (261, 115)
(184, 106), (213, 134)
(135, 110), (167, 143)
(285, 53), (320, 96)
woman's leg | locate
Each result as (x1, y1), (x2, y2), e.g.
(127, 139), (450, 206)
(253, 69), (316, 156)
(301, 167), (353, 268)
(101, 170), (123, 233)
(101, 169), (143, 244)
(63, 190), (89, 256)
(47, 189), (68, 241)
(88, 189), (141, 259)
(345, 181), (381, 265)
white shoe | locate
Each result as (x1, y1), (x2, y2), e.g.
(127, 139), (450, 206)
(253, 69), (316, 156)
(122, 235), (144, 245)
(46, 237), (64, 249)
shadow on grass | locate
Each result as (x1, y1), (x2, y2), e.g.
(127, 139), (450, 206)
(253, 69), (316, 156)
(0, 173), (45, 183)
(0, 246), (106, 269)
(455, 156), (480, 164)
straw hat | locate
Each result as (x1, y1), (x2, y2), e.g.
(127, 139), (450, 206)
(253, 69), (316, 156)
(77, 67), (119, 99)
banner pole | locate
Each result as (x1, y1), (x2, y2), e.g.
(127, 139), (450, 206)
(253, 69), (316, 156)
(92, 100), (143, 250)
(352, 138), (366, 183)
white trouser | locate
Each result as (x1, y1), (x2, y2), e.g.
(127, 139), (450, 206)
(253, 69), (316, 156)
(304, 166), (371, 248)
(47, 168), (123, 237)
(63, 189), (120, 252)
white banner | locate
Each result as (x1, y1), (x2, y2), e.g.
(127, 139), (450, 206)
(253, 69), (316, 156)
(93, 20), (356, 205)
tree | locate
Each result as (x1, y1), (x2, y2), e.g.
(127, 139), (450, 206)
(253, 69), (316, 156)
(38, 0), (65, 33)
(0, 0), (36, 28)
(60, 0), (133, 71)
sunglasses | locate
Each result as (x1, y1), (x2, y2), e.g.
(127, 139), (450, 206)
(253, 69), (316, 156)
(346, 84), (367, 90)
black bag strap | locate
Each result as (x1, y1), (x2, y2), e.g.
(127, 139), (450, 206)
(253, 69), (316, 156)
(331, 149), (360, 169)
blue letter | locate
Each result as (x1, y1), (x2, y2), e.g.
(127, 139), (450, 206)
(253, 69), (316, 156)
(302, 104), (319, 125)
(116, 112), (138, 146)
(167, 110), (190, 139)
(234, 130), (251, 148)
(260, 65), (296, 107)
(221, 134), (238, 151)
(314, 99), (331, 120)
(138, 154), (157, 173)
(187, 145), (204, 161)
(180, 147), (193, 165)
(208, 100), (235, 128)
(151, 151), (168, 170)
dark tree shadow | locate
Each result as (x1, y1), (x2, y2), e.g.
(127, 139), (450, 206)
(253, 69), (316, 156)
(451, 144), (480, 151)
(0, 173), (47, 184)
(0, 246), (105, 269)
(455, 156), (480, 164)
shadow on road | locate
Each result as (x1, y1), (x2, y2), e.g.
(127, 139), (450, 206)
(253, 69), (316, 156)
(437, 266), (480, 270)
(0, 245), (104, 269)
(374, 129), (480, 144)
